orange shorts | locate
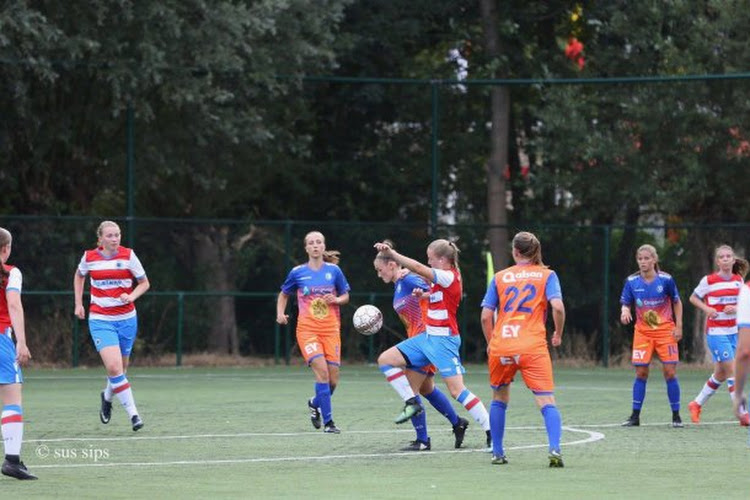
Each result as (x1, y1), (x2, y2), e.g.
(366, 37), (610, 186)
(407, 364), (437, 376)
(488, 352), (555, 395)
(297, 330), (341, 366)
(631, 329), (679, 365)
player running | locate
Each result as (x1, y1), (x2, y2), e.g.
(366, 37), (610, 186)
(277, 231), (350, 434)
(0, 228), (37, 480)
(687, 245), (750, 425)
(74, 221), (150, 431)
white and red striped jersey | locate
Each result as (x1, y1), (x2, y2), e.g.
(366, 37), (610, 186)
(425, 268), (462, 337)
(77, 246), (146, 321)
(692, 272), (743, 335)
(0, 265), (22, 331)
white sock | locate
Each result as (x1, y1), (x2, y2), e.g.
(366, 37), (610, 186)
(1, 405), (23, 456)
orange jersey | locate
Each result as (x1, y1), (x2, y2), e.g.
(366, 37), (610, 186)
(484, 264), (562, 356)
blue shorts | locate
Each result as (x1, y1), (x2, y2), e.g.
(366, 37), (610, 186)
(397, 334), (465, 379)
(707, 333), (737, 363)
(89, 317), (138, 356)
(0, 330), (23, 384)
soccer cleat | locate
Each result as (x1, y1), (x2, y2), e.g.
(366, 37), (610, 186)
(740, 413), (750, 427)
(621, 414), (640, 427)
(323, 421), (341, 434)
(491, 454), (508, 465)
(452, 417), (469, 449)
(672, 414), (684, 428)
(402, 438), (431, 451)
(1, 460), (38, 480)
(394, 397), (424, 424)
(308, 398), (322, 430)
(548, 450), (564, 468)
(131, 414), (144, 431)
(99, 391), (112, 424)
(687, 401), (701, 424)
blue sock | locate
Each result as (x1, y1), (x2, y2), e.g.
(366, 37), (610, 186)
(666, 377), (680, 412)
(541, 404), (562, 453)
(633, 377), (647, 410)
(410, 396), (429, 442)
(315, 382), (332, 424)
(424, 387), (459, 426)
(489, 400), (507, 457)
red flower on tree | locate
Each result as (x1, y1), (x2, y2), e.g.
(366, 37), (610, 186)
(564, 37), (585, 70)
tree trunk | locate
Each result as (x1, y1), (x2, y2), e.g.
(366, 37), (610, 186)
(192, 226), (239, 354)
(480, 0), (510, 269)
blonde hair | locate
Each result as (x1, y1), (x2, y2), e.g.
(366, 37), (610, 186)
(304, 231), (341, 265)
(428, 239), (460, 270)
(637, 244), (660, 273)
(0, 228), (12, 284)
(512, 231), (544, 266)
(97, 220), (121, 246)
(714, 244), (750, 278)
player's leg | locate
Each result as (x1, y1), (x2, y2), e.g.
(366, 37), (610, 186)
(0, 337), (36, 480)
(656, 337), (682, 428)
(418, 370), (466, 448)
(522, 353), (563, 467)
(690, 335), (730, 423)
(379, 337), (428, 423)
(435, 336), (490, 446)
(403, 369), (429, 450)
(718, 334), (749, 425)
(488, 356), (512, 464)
(309, 355), (339, 433)
(623, 332), (652, 426)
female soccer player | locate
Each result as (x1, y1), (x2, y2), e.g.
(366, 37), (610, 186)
(0, 228), (36, 480)
(687, 245), (750, 425)
(480, 231), (566, 467)
(74, 221), (150, 431)
(733, 281), (750, 422)
(374, 245), (468, 450)
(373, 239), (491, 448)
(620, 244), (684, 428)
(276, 231), (350, 434)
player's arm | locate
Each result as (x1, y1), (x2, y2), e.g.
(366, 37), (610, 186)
(121, 276), (150, 304)
(276, 292), (290, 325)
(550, 298), (565, 347)
(374, 243), (433, 283)
(672, 298), (683, 341)
(73, 270), (86, 319)
(7, 290), (30, 364)
(689, 293), (716, 318)
(480, 307), (495, 344)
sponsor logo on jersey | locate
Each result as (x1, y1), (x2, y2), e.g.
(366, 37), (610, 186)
(501, 270), (544, 283)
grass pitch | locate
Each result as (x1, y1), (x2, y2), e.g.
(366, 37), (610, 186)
(8, 364), (750, 499)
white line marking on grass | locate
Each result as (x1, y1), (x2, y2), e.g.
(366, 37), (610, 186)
(30, 427), (603, 469)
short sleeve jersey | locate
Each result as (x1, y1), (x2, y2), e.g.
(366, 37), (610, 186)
(280, 262), (350, 336)
(620, 271), (680, 334)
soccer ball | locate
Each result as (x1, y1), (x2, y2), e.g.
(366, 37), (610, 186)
(352, 304), (383, 336)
